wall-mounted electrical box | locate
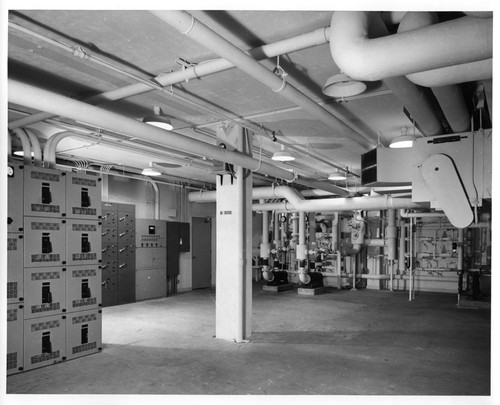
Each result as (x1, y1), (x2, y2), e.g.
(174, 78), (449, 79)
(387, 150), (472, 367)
(136, 219), (166, 248)
(65, 172), (102, 220)
(24, 166), (66, 218)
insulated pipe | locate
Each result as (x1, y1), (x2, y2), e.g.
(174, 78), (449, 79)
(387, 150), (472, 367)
(386, 209), (397, 261)
(11, 128), (32, 165)
(398, 212), (406, 273)
(457, 228), (464, 272)
(407, 59), (492, 87)
(398, 12), (470, 133)
(366, 11), (443, 136)
(8, 80), (344, 192)
(330, 11), (492, 81)
(23, 128), (43, 165)
(151, 10), (375, 149)
(253, 195), (423, 213)
(331, 213), (339, 251)
(149, 180), (160, 220)
(8, 26), (332, 130)
(7, 132), (12, 159)
(399, 210), (446, 218)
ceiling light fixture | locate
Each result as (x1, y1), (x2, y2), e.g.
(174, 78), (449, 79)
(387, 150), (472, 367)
(328, 169), (347, 181)
(271, 145), (295, 162)
(142, 105), (173, 131)
(322, 73), (367, 98)
(389, 127), (414, 148)
(13, 150), (34, 157)
(389, 135), (414, 148)
(141, 162), (162, 176)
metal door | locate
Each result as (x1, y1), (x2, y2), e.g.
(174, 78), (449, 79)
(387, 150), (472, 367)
(191, 217), (212, 289)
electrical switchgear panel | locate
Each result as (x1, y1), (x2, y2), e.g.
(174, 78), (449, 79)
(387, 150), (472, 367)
(8, 163), (24, 232)
(23, 314), (66, 371)
(65, 309), (102, 360)
(66, 219), (102, 266)
(65, 172), (102, 220)
(7, 233), (24, 304)
(24, 166), (66, 218)
(7, 304), (24, 375)
(135, 268), (167, 301)
(23, 217), (66, 268)
(66, 265), (102, 312)
(23, 267), (66, 319)
(136, 219), (166, 247)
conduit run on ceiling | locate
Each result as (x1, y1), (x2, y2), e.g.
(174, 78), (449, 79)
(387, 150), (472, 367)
(150, 10), (375, 150)
(8, 79), (350, 195)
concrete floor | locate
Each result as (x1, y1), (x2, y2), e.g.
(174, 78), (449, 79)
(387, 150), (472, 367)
(6, 282), (491, 397)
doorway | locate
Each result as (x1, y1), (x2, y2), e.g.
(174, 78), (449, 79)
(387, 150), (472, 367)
(191, 217), (212, 289)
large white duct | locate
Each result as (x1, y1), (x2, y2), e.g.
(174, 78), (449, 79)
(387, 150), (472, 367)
(11, 128), (32, 165)
(397, 12), (470, 133)
(329, 11), (492, 82)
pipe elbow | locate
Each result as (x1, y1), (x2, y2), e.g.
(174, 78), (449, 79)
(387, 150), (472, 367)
(298, 268), (311, 285)
(262, 267), (274, 282)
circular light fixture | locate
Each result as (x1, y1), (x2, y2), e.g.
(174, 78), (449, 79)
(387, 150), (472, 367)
(141, 167), (162, 176)
(389, 135), (414, 148)
(328, 170), (346, 181)
(272, 145), (295, 162)
(143, 105), (174, 131)
(322, 73), (367, 98)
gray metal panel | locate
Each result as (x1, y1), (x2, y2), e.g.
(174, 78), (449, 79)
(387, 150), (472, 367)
(66, 265), (102, 313)
(23, 266), (66, 319)
(7, 303), (24, 375)
(23, 166), (66, 218)
(7, 233), (24, 303)
(65, 172), (102, 220)
(23, 314), (66, 371)
(23, 217), (66, 268)
(8, 162), (24, 233)
(65, 309), (102, 360)
(66, 219), (102, 266)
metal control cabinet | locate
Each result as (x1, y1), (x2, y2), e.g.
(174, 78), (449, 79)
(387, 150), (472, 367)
(7, 304), (24, 375)
(7, 233), (24, 304)
(135, 219), (167, 301)
(23, 266), (66, 320)
(65, 172), (102, 220)
(8, 163), (24, 233)
(23, 166), (66, 218)
(66, 309), (102, 360)
(101, 203), (136, 306)
(23, 217), (66, 268)
(66, 265), (102, 313)
(66, 219), (102, 266)
(23, 314), (66, 371)
(7, 165), (102, 375)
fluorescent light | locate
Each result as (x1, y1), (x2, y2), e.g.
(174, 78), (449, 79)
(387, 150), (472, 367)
(389, 135), (414, 148)
(328, 170), (346, 181)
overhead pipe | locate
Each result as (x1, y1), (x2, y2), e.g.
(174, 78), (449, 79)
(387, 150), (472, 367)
(398, 12), (470, 133)
(8, 79), (347, 193)
(399, 210), (446, 218)
(151, 10), (375, 150)
(330, 11), (492, 82)
(11, 128), (32, 165)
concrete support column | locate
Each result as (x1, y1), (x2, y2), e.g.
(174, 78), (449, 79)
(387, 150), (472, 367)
(215, 126), (253, 342)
